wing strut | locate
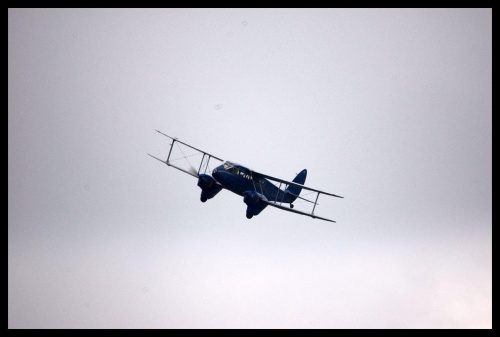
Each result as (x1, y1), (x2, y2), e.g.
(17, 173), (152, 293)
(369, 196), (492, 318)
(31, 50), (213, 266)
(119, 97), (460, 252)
(252, 170), (343, 223)
(312, 193), (320, 215)
(149, 130), (224, 178)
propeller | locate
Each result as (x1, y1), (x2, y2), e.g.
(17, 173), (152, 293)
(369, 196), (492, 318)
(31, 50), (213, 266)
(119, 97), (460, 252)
(187, 165), (199, 177)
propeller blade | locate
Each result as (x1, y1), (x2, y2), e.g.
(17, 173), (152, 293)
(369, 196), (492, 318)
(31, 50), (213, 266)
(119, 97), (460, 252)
(188, 166), (199, 177)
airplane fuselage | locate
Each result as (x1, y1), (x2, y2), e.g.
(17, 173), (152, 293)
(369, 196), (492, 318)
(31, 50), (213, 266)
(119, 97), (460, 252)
(211, 161), (287, 202)
(150, 130), (340, 222)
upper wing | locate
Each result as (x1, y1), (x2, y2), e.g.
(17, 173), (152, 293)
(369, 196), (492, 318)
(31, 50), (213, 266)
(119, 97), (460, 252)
(148, 130), (223, 178)
(252, 170), (343, 198)
(252, 170), (343, 223)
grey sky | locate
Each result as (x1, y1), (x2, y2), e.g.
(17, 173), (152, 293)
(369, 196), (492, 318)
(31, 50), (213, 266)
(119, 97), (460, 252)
(9, 8), (491, 328)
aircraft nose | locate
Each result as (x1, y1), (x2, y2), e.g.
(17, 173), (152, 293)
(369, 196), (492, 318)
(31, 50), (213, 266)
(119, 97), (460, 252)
(212, 166), (225, 184)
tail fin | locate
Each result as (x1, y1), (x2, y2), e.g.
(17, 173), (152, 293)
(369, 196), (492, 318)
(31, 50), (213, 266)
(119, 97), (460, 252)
(284, 169), (307, 203)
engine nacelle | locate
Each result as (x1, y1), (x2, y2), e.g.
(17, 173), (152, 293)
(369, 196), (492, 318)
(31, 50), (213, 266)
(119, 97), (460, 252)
(198, 174), (223, 202)
(243, 190), (269, 218)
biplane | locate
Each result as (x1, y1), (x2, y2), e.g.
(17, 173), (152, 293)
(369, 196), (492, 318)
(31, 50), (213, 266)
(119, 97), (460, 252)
(148, 130), (343, 223)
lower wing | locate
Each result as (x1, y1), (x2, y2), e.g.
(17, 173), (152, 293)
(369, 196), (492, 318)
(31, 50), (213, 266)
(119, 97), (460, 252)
(262, 200), (336, 223)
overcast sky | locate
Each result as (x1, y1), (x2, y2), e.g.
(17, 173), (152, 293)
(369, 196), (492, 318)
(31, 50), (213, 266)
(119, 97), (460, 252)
(8, 8), (491, 328)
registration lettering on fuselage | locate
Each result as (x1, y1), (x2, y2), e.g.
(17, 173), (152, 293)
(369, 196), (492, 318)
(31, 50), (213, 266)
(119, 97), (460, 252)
(238, 170), (252, 180)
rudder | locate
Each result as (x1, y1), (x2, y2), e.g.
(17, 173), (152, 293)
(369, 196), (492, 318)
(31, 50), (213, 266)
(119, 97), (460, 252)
(284, 169), (307, 203)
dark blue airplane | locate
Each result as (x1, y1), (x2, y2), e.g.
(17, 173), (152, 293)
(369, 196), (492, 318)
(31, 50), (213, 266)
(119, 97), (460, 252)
(149, 130), (343, 223)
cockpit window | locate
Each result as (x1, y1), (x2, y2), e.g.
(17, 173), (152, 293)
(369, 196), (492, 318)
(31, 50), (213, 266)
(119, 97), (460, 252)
(223, 161), (243, 175)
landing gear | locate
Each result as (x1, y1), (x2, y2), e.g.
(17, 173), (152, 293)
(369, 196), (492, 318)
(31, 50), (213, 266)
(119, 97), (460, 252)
(246, 213), (253, 219)
(290, 203), (294, 209)
(200, 196), (207, 203)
